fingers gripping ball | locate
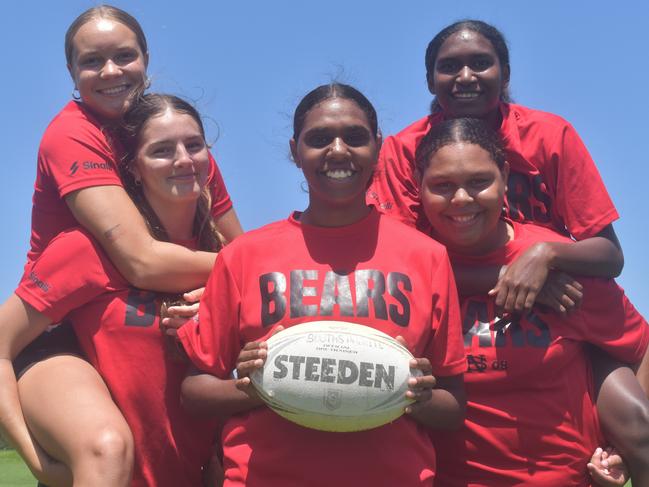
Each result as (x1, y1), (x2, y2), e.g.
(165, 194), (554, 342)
(250, 321), (422, 432)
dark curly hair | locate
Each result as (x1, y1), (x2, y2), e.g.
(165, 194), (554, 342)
(415, 118), (506, 175)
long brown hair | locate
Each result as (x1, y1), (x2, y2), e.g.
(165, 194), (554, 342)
(119, 94), (223, 359)
(119, 93), (223, 254)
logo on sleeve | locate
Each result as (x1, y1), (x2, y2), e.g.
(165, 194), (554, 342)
(68, 161), (115, 177)
(28, 272), (50, 292)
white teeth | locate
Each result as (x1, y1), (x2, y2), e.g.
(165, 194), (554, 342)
(454, 92), (480, 98)
(100, 85), (129, 95)
(325, 169), (354, 179)
(450, 214), (477, 223)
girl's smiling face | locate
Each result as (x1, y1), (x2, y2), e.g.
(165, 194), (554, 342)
(68, 18), (147, 120)
(420, 141), (509, 255)
(133, 109), (209, 208)
(430, 29), (508, 126)
(290, 97), (380, 224)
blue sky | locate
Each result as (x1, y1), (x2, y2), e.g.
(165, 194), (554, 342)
(1, 1), (647, 316)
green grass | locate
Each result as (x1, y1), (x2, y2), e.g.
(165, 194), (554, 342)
(0, 448), (636, 486)
(0, 450), (36, 487)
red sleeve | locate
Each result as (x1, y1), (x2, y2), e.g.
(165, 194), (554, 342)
(39, 111), (123, 198)
(570, 278), (649, 364)
(178, 252), (241, 378)
(552, 124), (619, 239)
(367, 134), (420, 227)
(15, 230), (121, 323)
(425, 250), (466, 377)
(207, 152), (233, 219)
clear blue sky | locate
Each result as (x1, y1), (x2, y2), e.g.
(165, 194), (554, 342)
(1, 1), (647, 316)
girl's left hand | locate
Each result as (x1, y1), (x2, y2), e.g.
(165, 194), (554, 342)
(396, 336), (437, 417)
(587, 447), (628, 487)
(405, 356), (437, 417)
(489, 242), (553, 314)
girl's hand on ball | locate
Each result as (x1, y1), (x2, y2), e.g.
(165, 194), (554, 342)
(405, 357), (437, 414)
(235, 341), (267, 390)
(235, 326), (284, 391)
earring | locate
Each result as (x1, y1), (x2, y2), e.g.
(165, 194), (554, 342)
(72, 88), (81, 100)
(144, 76), (151, 90)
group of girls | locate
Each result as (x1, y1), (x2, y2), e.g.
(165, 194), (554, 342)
(1, 6), (241, 487)
(0, 5), (647, 487)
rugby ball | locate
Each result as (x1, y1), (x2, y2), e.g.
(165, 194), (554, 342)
(250, 320), (421, 432)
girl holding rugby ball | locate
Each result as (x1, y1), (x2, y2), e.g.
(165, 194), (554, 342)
(178, 83), (466, 487)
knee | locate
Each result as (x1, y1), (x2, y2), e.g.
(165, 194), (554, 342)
(77, 425), (134, 475)
(90, 426), (133, 464)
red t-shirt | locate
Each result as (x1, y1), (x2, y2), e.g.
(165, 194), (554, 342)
(16, 229), (217, 487)
(179, 210), (465, 487)
(29, 101), (233, 263)
(368, 103), (618, 239)
(431, 222), (649, 487)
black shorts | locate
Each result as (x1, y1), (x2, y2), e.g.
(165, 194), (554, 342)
(13, 323), (84, 378)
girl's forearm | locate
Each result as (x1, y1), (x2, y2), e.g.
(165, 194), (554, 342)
(543, 236), (623, 278)
(0, 359), (39, 462)
(181, 373), (264, 418)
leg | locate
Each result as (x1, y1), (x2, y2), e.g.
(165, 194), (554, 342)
(591, 348), (649, 486)
(636, 341), (649, 397)
(18, 354), (134, 487)
(202, 449), (224, 487)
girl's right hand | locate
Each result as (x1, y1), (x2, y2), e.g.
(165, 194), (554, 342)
(535, 270), (583, 315)
(234, 326), (284, 393)
(160, 287), (205, 337)
(234, 340), (268, 393)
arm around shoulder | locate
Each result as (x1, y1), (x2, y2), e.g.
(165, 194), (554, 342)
(528, 224), (623, 279)
(66, 185), (216, 291)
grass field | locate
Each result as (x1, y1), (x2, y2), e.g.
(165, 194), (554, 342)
(0, 450), (36, 487)
(0, 448), (635, 486)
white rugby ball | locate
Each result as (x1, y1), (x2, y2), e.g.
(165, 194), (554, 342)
(250, 320), (421, 432)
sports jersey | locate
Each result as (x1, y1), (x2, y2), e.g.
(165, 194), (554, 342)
(29, 101), (232, 263)
(16, 229), (216, 487)
(431, 221), (649, 487)
(178, 209), (465, 487)
(368, 103), (618, 239)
